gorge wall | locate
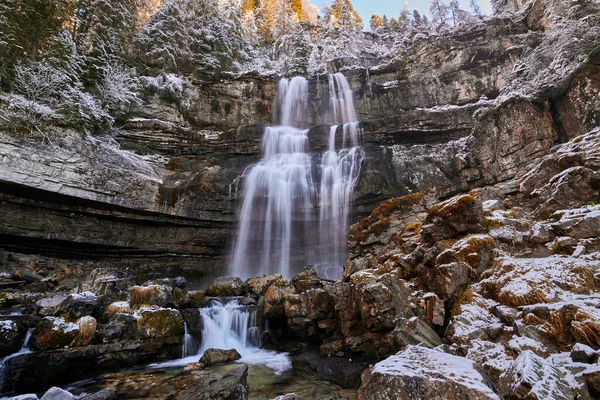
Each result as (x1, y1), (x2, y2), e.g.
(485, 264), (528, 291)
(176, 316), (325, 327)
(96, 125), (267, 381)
(1, 0), (599, 281)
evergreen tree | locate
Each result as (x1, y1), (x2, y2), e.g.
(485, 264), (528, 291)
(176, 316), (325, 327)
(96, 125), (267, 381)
(137, 0), (245, 74)
(429, 0), (450, 27)
(470, 0), (482, 15)
(286, 23), (310, 76)
(412, 9), (422, 25)
(449, 0), (469, 25)
(330, 0), (362, 30)
(72, 0), (138, 83)
(370, 14), (384, 31)
(0, 0), (72, 88)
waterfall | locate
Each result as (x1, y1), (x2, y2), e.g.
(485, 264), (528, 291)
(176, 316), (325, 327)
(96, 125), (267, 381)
(231, 73), (363, 281)
(151, 299), (290, 374)
(181, 322), (195, 358)
(198, 298), (290, 374)
(0, 328), (34, 390)
(231, 77), (313, 280)
(316, 74), (364, 280)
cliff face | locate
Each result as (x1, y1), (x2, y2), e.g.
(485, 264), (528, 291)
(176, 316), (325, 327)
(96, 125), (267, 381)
(1, 0), (599, 280)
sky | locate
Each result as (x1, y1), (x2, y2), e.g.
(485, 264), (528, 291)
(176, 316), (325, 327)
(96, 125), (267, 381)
(311, 0), (493, 25)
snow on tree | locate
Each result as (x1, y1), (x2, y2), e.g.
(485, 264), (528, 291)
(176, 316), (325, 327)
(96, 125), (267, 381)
(370, 14), (384, 31)
(0, 0), (71, 88)
(470, 0), (482, 16)
(96, 62), (142, 111)
(429, 0), (450, 27)
(329, 0), (362, 31)
(137, 0), (246, 74)
(449, 0), (470, 25)
(72, 0), (139, 82)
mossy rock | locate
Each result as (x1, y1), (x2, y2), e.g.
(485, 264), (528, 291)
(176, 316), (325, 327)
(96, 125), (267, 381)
(32, 317), (80, 351)
(136, 308), (185, 338)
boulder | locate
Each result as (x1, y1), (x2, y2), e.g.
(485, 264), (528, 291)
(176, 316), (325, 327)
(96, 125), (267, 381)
(171, 363), (249, 400)
(10, 395), (38, 400)
(358, 346), (501, 399)
(187, 291), (207, 308)
(246, 274), (282, 297)
(180, 308), (203, 336)
(292, 352), (367, 389)
(78, 268), (134, 299)
(32, 317), (80, 351)
(430, 262), (470, 301)
(422, 194), (485, 243)
(35, 294), (68, 316)
(305, 288), (336, 321)
(284, 294), (307, 319)
(464, 339), (514, 389)
(392, 317), (443, 348)
(40, 387), (76, 400)
(292, 267), (322, 293)
(135, 307), (184, 338)
(129, 285), (174, 309)
(205, 277), (246, 297)
(583, 366), (600, 397)
(199, 348), (241, 366)
(501, 351), (579, 399)
(532, 167), (600, 218)
(54, 292), (102, 320)
(571, 343), (599, 364)
(0, 319), (27, 357)
(356, 273), (411, 332)
(264, 280), (295, 319)
(143, 277), (187, 289)
(551, 206), (600, 239)
(104, 301), (130, 317)
(98, 313), (138, 343)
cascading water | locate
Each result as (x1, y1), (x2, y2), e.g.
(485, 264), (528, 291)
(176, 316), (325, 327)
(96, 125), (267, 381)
(0, 328), (34, 390)
(231, 77), (313, 280)
(230, 73), (364, 281)
(316, 74), (365, 280)
(181, 322), (195, 358)
(153, 298), (290, 374)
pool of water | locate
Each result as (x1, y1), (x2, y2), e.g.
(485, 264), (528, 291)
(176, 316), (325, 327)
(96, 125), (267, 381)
(64, 363), (357, 400)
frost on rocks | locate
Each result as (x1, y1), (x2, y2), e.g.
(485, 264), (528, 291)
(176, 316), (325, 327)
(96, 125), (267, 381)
(502, 350), (580, 400)
(447, 292), (502, 344)
(476, 254), (598, 307)
(360, 345), (501, 400)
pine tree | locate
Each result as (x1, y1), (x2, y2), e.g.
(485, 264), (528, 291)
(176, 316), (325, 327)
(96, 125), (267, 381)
(429, 0), (449, 27)
(0, 0), (72, 88)
(287, 23), (310, 76)
(330, 0), (362, 30)
(71, 0), (139, 84)
(470, 0), (482, 15)
(370, 14), (384, 31)
(449, 0), (468, 25)
(412, 9), (422, 25)
(137, 0), (245, 74)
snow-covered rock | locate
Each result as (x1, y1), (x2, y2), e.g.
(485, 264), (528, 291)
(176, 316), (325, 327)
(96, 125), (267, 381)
(358, 346), (501, 400)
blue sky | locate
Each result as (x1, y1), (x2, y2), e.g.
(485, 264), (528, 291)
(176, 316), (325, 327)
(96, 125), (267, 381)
(312, 0), (492, 24)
